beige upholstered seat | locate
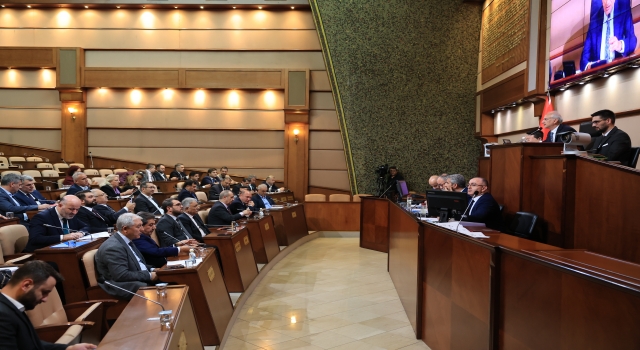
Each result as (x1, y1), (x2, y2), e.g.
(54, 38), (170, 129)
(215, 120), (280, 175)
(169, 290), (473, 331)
(169, 194), (178, 199)
(198, 209), (210, 224)
(84, 169), (100, 176)
(1, 170), (21, 177)
(304, 194), (327, 202)
(9, 156), (26, 163)
(195, 191), (208, 202)
(70, 163), (85, 168)
(27, 156), (43, 162)
(82, 249), (100, 288)
(82, 249), (127, 322)
(59, 192), (67, 199)
(41, 170), (59, 177)
(112, 168), (127, 174)
(92, 177), (108, 187)
(329, 194), (351, 202)
(22, 170), (42, 178)
(0, 157), (9, 169)
(98, 169), (113, 177)
(176, 182), (185, 190)
(53, 163), (69, 173)
(0, 225), (32, 264)
(352, 194), (373, 202)
(57, 179), (65, 188)
(150, 230), (160, 245)
(36, 163), (54, 169)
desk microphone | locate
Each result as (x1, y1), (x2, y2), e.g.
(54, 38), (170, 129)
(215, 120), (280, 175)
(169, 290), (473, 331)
(89, 152), (94, 169)
(61, 159), (69, 166)
(43, 224), (92, 240)
(379, 183), (395, 199)
(455, 191), (479, 233)
(104, 281), (165, 311)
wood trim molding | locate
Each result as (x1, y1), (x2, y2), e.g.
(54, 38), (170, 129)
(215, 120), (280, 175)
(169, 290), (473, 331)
(284, 122), (309, 202)
(0, 47), (57, 68)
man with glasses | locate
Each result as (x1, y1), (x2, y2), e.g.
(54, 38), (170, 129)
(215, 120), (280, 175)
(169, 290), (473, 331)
(14, 175), (56, 206)
(461, 177), (502, 230)
(91, 189), (135, 226)
(542, 111), (576, 143)
(133, 212), (194, 268)
(134, 182), (164, 215)
(588, 109), (632, 162)
(156, 199), (198, 248)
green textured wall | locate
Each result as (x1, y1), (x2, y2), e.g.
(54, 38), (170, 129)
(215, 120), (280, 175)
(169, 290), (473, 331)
(310, 0), (483, 194)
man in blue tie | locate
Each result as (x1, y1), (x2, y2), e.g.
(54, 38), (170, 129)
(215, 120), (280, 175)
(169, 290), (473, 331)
(23, 195), (87, 252)
(0, 173), (53, 227)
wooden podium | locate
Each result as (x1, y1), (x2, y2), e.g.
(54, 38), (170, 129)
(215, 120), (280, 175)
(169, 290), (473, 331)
(98, 285), (203, 349)
(203, 227), (258, 292)
(157, 248), (233, 346)
(243, 216), (280, 264)
(269, 204), (308, 246)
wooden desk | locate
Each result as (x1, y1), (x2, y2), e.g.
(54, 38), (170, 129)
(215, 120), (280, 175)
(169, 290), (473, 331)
(243, 216), (280, 264)
(107, 199), (129, 211)
(269, 204), (308, 246)
(0, 218), (20, 227)
(304, 202), (361, 231)
(203, 227), (258, 293)
(153, 191), (178, 204)
(271, 191), (295, 204)
(477, 156), (490, 180)
(34, 238), (106, 302)
(157, 249), (233, 346)
(98, 285), (203, 350)
(153, 180), (182, 194)
(40, 189), (67, 200)
(360, 197), (390, 253)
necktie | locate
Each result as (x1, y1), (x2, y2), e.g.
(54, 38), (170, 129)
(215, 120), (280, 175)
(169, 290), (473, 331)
(92, 208), (105, 221)
(469, 199), (478, 215)
(128, 241), (148, 270)
(176, 220), (192, 239)
(62, 218), (69, 235)
(28, 193), (41, 204)
(605, 15), (612, 62)
(114, 187), (120, 195)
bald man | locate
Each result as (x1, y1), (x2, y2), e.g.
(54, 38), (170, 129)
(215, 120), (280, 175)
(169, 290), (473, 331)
(428, 175), (439, 190)
(23, 195), (89, 252)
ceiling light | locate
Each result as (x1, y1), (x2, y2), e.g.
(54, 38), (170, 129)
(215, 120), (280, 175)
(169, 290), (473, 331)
(291, 6), (295, 9)
(258, 6), (262, 9)
(116, 6), (120, 8)
(142, 5), (145, 8)
(200, 6), (204, 9)
(84, 5), (88, 8)
(1, 5), (5, 7)
(233, 6), (236, 9)
(174, 6), (178, 9)
(27, 5), (31, 8)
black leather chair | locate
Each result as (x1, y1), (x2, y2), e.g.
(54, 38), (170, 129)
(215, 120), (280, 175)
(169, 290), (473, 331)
(621, 147), (640, 168)
(507, 212), (537, 239)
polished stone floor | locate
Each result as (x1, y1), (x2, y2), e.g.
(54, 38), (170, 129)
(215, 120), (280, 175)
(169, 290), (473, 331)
(222, 237), (431, 350)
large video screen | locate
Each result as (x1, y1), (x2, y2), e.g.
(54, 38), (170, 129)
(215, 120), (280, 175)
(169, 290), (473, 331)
(550, 0), (640, 86)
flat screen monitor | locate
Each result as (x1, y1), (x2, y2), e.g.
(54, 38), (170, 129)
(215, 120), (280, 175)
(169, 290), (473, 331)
(426, 190), (468, 222)
(397, 181), (409, 197)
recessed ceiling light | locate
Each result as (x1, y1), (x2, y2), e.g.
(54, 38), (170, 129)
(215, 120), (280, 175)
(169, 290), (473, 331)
(200, 6), (204, 9)
(1, 5), (5, 7)
(232, 6), (236, 9)
(84, 5), (88, 8)
(291, 6), (295, 9)
(116, 6), (120, 8)
(27, 5), (31, 8)
(258, 6), (262, 9)
(142, 5), (145, 8)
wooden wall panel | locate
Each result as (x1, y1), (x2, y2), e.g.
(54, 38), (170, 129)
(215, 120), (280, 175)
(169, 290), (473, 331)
(309, 170), (350, 191)
(0, 89), (60, 108)
(307, 186), (351, 196)
(61, 102), (87, 164)
(304, 202), (360, 231)
(310, 70), (331, 91)
(184, 70), (284, 89)
(179, 30), (320, 50)
(0, 130), (61, 151)
(480, 71), (525, 112)
(88, 130), (284, 149)
(0, 69), (56, 89)
(309, 131), (344, 150)
(309, 92), (335, 110)
(84, 69), (180, 88)
(309, 150), (347, 170)
(0, 47), (56, 68)
(284, 123), (309, 202)
(309, 110), (339, 130)
(0, 109), (60, 128)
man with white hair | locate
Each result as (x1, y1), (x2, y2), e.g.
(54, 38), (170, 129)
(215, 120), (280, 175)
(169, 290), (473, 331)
(542, 111), (576, 143)
(0, 173), (52, 226)
(65, 172), (90, 195)
(14, 175), (56, 206)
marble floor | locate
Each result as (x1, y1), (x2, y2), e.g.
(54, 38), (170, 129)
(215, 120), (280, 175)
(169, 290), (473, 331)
(222, 237), (431, 350)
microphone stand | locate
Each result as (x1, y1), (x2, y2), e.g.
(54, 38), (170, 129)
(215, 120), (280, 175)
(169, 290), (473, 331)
(454, 191), (479, 233)
(89, 152), (94, 169)
(378, 183), (395, 198)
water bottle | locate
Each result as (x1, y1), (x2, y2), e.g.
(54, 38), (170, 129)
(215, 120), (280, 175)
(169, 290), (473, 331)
(406, 196), (412, 211)
(231, 221), (237, 232)
(259, 208), (264, 218)
(189, 249), (197, 264)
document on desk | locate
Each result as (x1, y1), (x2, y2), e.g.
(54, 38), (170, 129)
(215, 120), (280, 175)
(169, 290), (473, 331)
(167, 258), (203, 267)
(77, 232), (110, 241)
(0, 266), (19, 273)
(434, 222), (489, 238)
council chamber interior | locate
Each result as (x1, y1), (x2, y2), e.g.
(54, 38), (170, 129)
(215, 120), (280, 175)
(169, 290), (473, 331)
(0, 0), (639, 349)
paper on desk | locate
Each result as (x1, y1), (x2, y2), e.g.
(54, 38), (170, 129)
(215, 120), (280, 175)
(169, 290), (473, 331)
(0, 267), (19, 272)
(166, 258), (203, 267)
(270, 205), (284, 209)
(433, 222), (489, 238)
(77, 232), (110, 241)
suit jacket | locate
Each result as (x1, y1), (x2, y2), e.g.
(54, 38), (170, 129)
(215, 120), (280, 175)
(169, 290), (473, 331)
(155, 215), (193, 247)
(95, 233), (153, 300)
(169, 171), (187, 180)
(134, 194), (162, 215)
(589, 126), (632, 161)
(93, 204), (128, 226)
(133, 233), (179, 268)
(177, 213), (208, 243)
(65, 183), (88, 195)
(153, 172), (168, 181)
(208, 183), (230, 200)
(543, 124), (577, 143)
(251, 193), (274, 210)
(100, 185), (122, 199)
(232, 184), (249, 196)
(228, 197), (254, 215)
(0, 189), (37, 225)
(263, 182), (278, 193)
(208, 201), (244, 226)
(177, 189), (197, 202)
(14, 190), (56, 206)
(201, 176), (220, 187)
(23, 208), (89, 252)
(141, 170), (155, 183)
(247, 183), (257, 192)
(580, 0), (637, 71)
(463, 193), (503, 231)
(75, 206), (110, 233)
(0, 293), (67, 350)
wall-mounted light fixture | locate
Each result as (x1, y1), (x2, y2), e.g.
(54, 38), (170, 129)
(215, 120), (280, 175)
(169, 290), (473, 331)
(293, 129), (300, 144)
(67, 107), (77, 120)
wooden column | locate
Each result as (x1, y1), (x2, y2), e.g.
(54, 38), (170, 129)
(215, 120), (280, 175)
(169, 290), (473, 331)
(60, 90), (87, 165)
(284, 69), (310, 202)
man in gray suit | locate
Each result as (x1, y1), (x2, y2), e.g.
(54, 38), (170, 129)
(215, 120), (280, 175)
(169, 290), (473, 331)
(95, 213), (157, 300)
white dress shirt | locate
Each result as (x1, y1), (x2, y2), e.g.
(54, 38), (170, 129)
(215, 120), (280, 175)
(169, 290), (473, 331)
(1, 292), (25, 312)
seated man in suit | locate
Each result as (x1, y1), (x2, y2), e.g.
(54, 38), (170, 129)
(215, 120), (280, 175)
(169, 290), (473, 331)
(65, 172), (90, 196)
(229, 188), (255, 214)
(208, 190), (251, 226)
(209, 176), (232, 200)
(177, 180), (198, 202)
(232, 178), (251, 196)
(263, 175), (284, 193)
(178, 198), (210, 243)
(90, 189), (135, 226)
(0, 261), (96, 350)
(524, 129), (543, 142)
(155, 199), (199, 248)
(188, 172), (202, 189)
(169, 163), (187, 181)
(153, 164), (168, 181)
(462, 177), (503, 230)
(95, 213), (158, 300)
(251, 184), (275, 210)
(142, 163), (156, 183)
(542, 111), (576, 143)
(134, 182), (164, 215)
(0, 173), (52, 227)
(200, 168), (220, 189)
(23, 195), (88, 252)
(133, 212), (193, 268)
(588, 109), (632, 162)
(15, 175), (56, 205)
(74, 190), (110, 233)
(443, 174), (467, 193)
(246, 175), (258, 193)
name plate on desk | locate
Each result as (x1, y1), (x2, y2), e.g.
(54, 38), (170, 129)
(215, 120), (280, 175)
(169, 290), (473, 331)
(207, 267), (215, 282)
(292, 212), (297, 218)
(264, 223), (269, 230)
(235, 242), (241, 252)
(243, 236), (250, 245)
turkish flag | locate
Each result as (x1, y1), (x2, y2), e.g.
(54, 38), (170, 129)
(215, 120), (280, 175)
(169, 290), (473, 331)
(540, 95), (554, 140)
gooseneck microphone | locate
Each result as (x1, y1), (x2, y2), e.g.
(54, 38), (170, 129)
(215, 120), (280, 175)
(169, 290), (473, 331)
(89, 151), (94, 169)
(378, 183), (395, 198)
(455, 191), (479, 233)
(104, 281), (165, 311)
(43, 224), (92, 240)
(61, 159), (69, 166)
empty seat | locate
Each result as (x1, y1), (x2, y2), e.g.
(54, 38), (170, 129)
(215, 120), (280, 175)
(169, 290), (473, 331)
(99, 169), (113, 177)
(22, 170), (42, 178)
(112, 168), (127, 174)
(84, 169), (100, 176)
(507, 212), (538, 239)
(70, 163), (85, 168)
(9, 156), (26, 164)
(41, 170), (59, 177)
(305, 194), (327, 202)
(1, 170), (21, 177)
(36, 163), (54, 169)
(621, 147), (640, 168)
(92, 177), (108, 187)
(0, 157), (8, 169)
(198, 209), (210, 224)
(0, 225), (32, 263)
(329, 194), (351, 202)
(53, 163), (69, 173)
(57, 179), (65, 188)
(26, 157), (42, 162)
(353, 194), (373, 202)
(195, 191), (208, 202)
(176, 182), (185, 191)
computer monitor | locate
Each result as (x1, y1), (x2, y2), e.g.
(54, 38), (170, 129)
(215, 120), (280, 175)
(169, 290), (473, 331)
(397, 180), (409, 198)
(426, 190), (468, 223)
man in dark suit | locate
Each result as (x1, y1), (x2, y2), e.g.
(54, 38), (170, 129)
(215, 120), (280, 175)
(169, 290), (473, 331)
(91, 189), (135, 226)
(141, 163), (156, 183)
(232, 178), (251, 196)
(169, 163), (187, 180)
(65, 172), (90, 196)
(580, 0), (637, 72)
(229, 188), (255, 214)
(209, 176), (231, 200)
(200, 168), (220, 190)
(23, 195), (88, 252)
(444, 174), (467, 193)
(95, 213), (157, 300)
(208, 190), (251, 226)
(178, 198), (209, 243)
(133, 212), (192, 268)
(462, 177), (503, 230)
(0, 173), (52, 227)
(251, 184), (275, 211)
(15, 175), (56, 205)
(542, 111), (576, 143)
(152, 164), (168, 181)
(74, 190), (110, 233)
(247, 175), (258, 192)
(263, 175), (283, 193)
(177, 180), (198, 202)
(0, 261), (96, 350)
(588, 109), (632, 162)
(155, 198), (198, 248)
(134, 182), (164, 215)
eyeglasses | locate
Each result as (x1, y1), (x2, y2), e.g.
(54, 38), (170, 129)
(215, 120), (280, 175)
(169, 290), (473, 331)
(591, 119), (605, 124)
(173, 203), (183, 207)
(468, 183), (484, 187)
